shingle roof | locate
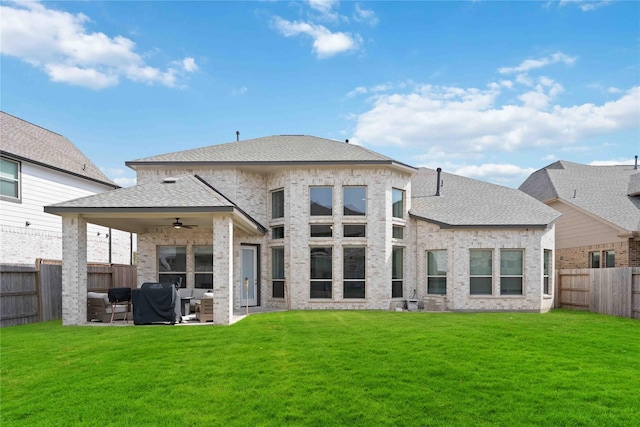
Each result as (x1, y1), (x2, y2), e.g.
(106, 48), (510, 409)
(127, 135), (415, 170)
(519, 160), (640, 232)
(0, 111), (116, 187)
(410, 168), (561, 228)
(46, 174), (233, 210)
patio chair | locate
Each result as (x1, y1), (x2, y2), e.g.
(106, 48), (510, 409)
(195, 293), (214, 323)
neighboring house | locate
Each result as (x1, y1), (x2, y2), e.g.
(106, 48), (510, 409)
(0, 112), (133, 265)
(519, 160), (640, 269)
(45, 135), (560, 325)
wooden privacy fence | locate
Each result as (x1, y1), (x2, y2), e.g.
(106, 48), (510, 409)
(1, 259), (136, 327)
(557, 267), (640, 319)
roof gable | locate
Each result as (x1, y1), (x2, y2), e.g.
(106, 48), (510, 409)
(0, 112), (116, 187)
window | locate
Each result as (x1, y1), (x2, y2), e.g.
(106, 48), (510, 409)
(1, 157), (20, 200)
(343, 247), (365, 298)
(589, 251), (600, 268)
(271, 226), (284, 239)
(543, 250), (552, 295)
(392, 188), (404, 218)
(158, 246), (186, 287)
(604, 250), (615, 268)
(392, 247), (403, 298)
(500, 250), (523, 295)
(310, 247), (332, 298)
(310, 224), (332, 238)
(470, 249), (492, 295)
(344, 224), (366, 238)
(343, 186), (366, 216)
(310, 186), (332, 216)
(194, 246), (213, 289)
(392, 226), (404, 239)
(427, 250), (447, 295)
(272, 247), (285, 298)
(272, 189), (284, 219)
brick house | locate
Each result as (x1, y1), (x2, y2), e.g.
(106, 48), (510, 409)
(45, 135), (560, 325)
(519, 160), (640, 269)
(0, 112), (133, 265)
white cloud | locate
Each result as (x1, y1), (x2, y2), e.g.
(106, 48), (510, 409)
(0, 1), (198, 89)
(272, 16), (361, 58)
(307, 0), (339, 15)
(232, 86), (248, 96)
(113, 176), (137, 187)
(498, 52), (577, 75)
(353, 3), (379, 26)
(559, 0), (613, 12)
(589, 157), (637, 166)
(416, 159), (537, 187)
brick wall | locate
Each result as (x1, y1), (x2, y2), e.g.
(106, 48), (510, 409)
(556, 240), (632, 269)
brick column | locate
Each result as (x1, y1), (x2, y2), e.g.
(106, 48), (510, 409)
(213, 216), (234, 325)
(62, 214), (87, 325)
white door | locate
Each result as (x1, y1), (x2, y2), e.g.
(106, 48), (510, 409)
(241, 246), (258, 306)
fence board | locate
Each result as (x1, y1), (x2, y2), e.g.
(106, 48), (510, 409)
(39, 262), (62, 322)
(0, 265), (38, 327)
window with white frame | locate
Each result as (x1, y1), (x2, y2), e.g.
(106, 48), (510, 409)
(500, 249), (523, 295)
(470, 249), (492, 295)
(0, 157), (20, 201)
(427, 250), (447, 295)
(343, 247), (365, 298)
(194, 246), (213, 289)
(343, 186), (366, 216)
(158, 246), (186, 287)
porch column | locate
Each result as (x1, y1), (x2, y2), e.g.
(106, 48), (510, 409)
(213, 215), (234, 325)
(62, 214), (87, 325)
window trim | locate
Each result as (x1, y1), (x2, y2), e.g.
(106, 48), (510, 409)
(343, 246), (366, 299)
(392, 188), (405, 219)
(343, 224), (366, 238)
(272, 247), (285, 299)
(343, 186), (367, 216)
(603, 250), (615, 268)
(271, 189), (284, 219)
(470, 249), (493, 295)
(0, 156), (21, 202)
(543, 250), (552, 295)
(310, 246), (333, 299)
(427, 250), (447, 295)
(271, 226), (284, 240)
(157, 245), (187, 287)
(392, 246), (404, 298)
(310, 224), (333, 238)
(589, 251), (601, 269)
(310, 186), (333, 216)
(500, 249), (524, 296)
(193, 245), (214, 289)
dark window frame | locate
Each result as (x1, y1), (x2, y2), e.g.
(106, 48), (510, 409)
(310, 247), (333, 299)
(272, 247), (285, 298)
(271, 189), (284, 219)
(343, 186), (367, 216)
(427, 250), (447, 295)
(343, 246), (366, 299)
(310, 186), (333, 216)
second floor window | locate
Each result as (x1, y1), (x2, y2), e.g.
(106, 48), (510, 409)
(343, 186), (366, 216)
(272, 189), (284, 219)
(392, 188), (404, 218)
(310, 186), (333, 216)
(1, 157), (20, 200)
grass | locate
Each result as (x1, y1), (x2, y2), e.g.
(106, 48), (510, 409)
(1, 310), (639, 426)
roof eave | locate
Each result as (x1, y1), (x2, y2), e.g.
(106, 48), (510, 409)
(409, 213), (552, 229)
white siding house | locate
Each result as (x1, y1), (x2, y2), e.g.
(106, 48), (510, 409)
(45, 135), (560, 325)
(0, 112), (133, 265)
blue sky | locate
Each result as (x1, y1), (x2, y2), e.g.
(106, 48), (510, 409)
(1, 0), (638, 188)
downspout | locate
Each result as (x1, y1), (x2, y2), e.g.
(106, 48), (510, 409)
(108, 227), (112, 264)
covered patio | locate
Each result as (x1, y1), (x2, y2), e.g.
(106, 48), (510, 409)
(45, 174), (267, 326)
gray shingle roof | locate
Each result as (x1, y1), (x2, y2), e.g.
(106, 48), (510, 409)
(519, 160), (640, 232)
(411, 168), (561, 227)
(46, 174), (233, 210)
(127, 135), (415, 170)
(0, 111), (116, 187)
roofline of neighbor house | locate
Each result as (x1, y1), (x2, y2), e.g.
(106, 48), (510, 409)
(409, 212), (553, 229)
(1, 150), (119, 189)
(125, 159), (418, 172)
(547, 197), (636, 234)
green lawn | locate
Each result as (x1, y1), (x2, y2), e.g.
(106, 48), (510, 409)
(1, 310), (639, 426)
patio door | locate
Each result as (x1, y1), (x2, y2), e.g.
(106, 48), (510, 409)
(241, 246), (258, 307)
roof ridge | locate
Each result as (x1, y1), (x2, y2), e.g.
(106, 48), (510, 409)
(0, 111), (64, 137)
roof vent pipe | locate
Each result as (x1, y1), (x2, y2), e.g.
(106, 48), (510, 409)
(436, 168), (442, 196)
(635, 155), (638, 170)
(236, 131), (240, 142)
(345, 139), (349, 144)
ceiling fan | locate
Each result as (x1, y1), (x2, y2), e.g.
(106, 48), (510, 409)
(154, 218), (199, 229)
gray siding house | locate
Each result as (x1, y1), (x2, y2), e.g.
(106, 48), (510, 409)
(46, 135), (560, 325)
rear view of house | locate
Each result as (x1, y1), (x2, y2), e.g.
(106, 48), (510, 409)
(520, 160), (640, 269)
(46, 135), (560, 325)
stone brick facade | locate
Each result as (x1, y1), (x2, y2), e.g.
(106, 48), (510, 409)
(556, 240), (634, 269)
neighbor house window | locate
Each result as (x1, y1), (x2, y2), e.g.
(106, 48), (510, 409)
(470, 249), (492, 295)
(310, 224), (333, 238)
(604, 250), (615, 268)
(392, 188), (404, 218)
(194, 246), (213, 289)
(310, 247), (332, 298)
(0, 157), (20, 200)
(272, 189), (284, 219)
(392, 247), (404, 298)
(310, 186), (332, 216)
(158, 246), (186, 287)
(392, 226), (404, 239)
(543, 250), (552, 295)
(500, 249), (523, 295)
(427, 250), (447, 295)
(343, 224), (366, 238)
(343, 247), (366, 298)
(343, 186), (366, 216)
(272, 247), (285, 298)
(271, 226), (284, 240)
(589, 251), (600, 268)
